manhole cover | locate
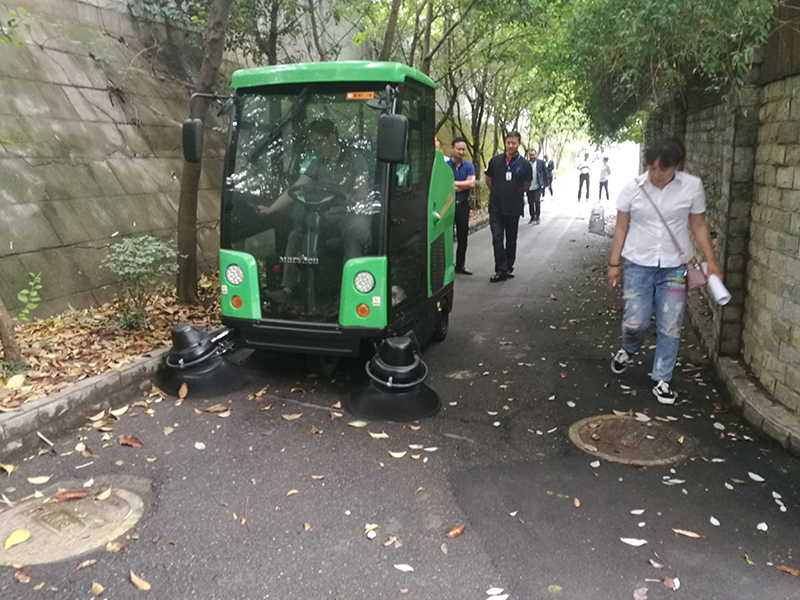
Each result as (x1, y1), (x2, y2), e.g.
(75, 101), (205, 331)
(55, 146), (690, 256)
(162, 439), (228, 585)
(568, 415), (695, 466)
(0, 476), (148, 565)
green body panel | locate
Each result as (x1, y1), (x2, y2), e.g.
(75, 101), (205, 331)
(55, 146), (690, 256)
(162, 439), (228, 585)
(339, 257), (388, 328)
(231, 61), (435, 91)
(427, 151), (456, 296)
(220, 249), (261, 319)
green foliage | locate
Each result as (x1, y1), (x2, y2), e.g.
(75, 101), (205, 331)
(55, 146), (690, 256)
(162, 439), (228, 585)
(13, 272), (42, 323)
(560, 0), (779, 140)
(1, 7), (30, 47)
(101, 235), (179, 330)
(0, 360), (28, 380)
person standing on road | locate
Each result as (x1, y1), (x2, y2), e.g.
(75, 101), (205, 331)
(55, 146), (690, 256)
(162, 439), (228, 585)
(607, 137), (722, 404)
(447, 137), (476, 275)
(577, 152), (590, 201)
(526, 149), (548, 225)
(543, 154), (555, 198)
(485, 131), (532, 282)
(599, 157), (611, 200)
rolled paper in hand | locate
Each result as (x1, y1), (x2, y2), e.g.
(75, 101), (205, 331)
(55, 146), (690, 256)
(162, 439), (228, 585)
(708, 274), (731, 306)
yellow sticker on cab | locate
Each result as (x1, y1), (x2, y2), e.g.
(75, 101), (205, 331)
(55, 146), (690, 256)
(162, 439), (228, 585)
(346, 91), (375, 100)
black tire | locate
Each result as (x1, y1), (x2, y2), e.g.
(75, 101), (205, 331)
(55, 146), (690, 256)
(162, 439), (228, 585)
(307, 354), (339, 376)
(431, 308), (449, 342)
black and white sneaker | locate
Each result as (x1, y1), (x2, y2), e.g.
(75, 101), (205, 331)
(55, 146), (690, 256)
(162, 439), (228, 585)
(653, 380), (676, 405)
(611, 349), (632, 374)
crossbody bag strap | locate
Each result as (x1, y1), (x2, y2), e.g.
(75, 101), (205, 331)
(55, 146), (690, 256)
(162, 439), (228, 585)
(638, 185), (685, 257)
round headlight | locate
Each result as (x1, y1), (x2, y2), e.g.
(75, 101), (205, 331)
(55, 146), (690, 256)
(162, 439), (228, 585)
(354, 271), (375, 294)
(225, 264), (244, 286)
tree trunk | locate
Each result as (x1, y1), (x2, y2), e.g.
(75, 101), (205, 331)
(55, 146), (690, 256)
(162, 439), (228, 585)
(378, 0), (402, 62)
(307, 0), (327, 61)
(420, 1), (432, 75)
(176, 0), (235, 304)
(0, 295), (23, 363)
(267, 0), (280, 65)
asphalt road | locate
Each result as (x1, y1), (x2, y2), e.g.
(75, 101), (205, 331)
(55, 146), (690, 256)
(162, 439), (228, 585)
(2, 193), (799, 600)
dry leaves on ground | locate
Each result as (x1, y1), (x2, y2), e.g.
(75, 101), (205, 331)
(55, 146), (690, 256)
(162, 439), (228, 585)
(0, 275), (220, 411)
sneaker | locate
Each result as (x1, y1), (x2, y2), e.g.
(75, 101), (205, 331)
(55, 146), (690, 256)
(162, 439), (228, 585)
(652, 380), (676, 405)
(611, 348), (632, 374)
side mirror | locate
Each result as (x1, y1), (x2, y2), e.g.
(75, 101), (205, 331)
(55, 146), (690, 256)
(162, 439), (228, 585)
(377, 114), (408, 163)
(182, 118), (203, 163)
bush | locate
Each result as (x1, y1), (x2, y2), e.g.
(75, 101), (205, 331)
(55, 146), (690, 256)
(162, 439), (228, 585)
(13, 272), (42, 323)
(101, 235), (179, 330)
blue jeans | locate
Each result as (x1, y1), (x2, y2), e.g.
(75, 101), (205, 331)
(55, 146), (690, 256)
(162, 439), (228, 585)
(621, 262), (688, 382)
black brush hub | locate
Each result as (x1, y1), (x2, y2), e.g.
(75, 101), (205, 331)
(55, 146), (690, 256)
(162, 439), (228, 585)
(346, 336), (441, 421)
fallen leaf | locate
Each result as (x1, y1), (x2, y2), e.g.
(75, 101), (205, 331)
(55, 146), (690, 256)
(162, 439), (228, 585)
(369, 431), (389, 439)
(105, 541), (124, 552)
(331, 401), (342, 409)
(290, 387), (304, 393)
(649, 559), (664, 569)
(672, 528), (702, 538)
(311, 475), (324, 480)
(486, 589), (504, 596)
(620, 538), (648, 547)
(757, 522), (768, 532)
(76, 559), (97, 570)
(281, 413), (303, 421)
(217, 410), (231, 418)
(384, 536), (396, 547)
(710, 516), (720, 526)
(777, 565), (799, 576)
(748, 472), (765, 483)
(1, 463), (16, 475)
(202, 404), (229, 413)
(15, 567), (31, 583)
(388, 450), (407, 458)
(163, 426), (174, 436)
(613, 410), (628, 416)
(303, 523), (311, 531)
(393, 564), (414, 572)
(310, 426), (322, 434)
(92, 582), (104, 595)
(445, 524), (465, 538)
(110, 405), (129, 417)
(55, 489), (91, 502)
(119, 435), (143, 448)
(5, 529), (31, 550)
(547, 585), (563, 593)
(7, 374), (25, 388)
(677, 436), (684, 444)
(348, 420), (369, 427)
(590, 460), (600, 468)
(574, 498), (581, 507)
(745, 554), (756, 565)
(662, 576), (678, 590)
(33, 582), (44, 590)
(130, 571), (151, 591)
(286, 489), (299, 496)
(408, 425), (420, 431)
(27, 476), (51, 485)
(194, 442), (205, 450)
(178, 383), (188, 399)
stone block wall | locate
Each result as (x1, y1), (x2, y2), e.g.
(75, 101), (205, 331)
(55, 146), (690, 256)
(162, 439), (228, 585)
(0, 0), (228, 317)
(743, 75), (800, 415)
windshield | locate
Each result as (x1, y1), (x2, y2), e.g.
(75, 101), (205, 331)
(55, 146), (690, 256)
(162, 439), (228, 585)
(222, 85), (388, 323)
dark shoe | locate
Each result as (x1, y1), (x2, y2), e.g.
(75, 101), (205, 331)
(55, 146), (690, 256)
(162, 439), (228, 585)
(653, 380), (676, 405)
(489, 273), (508, 283)
(535, 219), (540, 225)
(611, 348), (632, 374)
(529, 217), (535, 224)
(507, 273), (515, 278)
(455, 267), (473, 275)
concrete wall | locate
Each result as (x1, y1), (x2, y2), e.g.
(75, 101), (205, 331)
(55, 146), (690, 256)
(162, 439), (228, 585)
(0, 0), (227, 317)
(743, 75), (800, 414)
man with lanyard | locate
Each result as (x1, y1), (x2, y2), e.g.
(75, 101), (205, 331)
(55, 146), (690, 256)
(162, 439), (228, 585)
(446, 137), (476, 275)
(526, 149), (548, 225)
(485, 131), (532, 282)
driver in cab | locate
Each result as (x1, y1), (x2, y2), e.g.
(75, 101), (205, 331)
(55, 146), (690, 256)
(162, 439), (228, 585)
(258, 118), (371, 304)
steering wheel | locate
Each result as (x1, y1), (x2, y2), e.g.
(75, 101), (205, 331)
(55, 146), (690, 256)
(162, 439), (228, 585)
(287, 184), (345, 208)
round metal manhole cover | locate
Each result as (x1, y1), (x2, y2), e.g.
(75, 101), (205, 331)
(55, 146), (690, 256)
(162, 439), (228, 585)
(568, 415), (695, 466)
(0, 476), (149, 565)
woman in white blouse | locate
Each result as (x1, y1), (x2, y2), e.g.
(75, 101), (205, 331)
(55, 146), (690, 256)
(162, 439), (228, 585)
(606, 138), (722, 404)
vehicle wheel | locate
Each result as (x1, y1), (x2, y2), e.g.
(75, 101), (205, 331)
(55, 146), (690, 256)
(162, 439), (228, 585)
(307, 354), (339, 376)
(431, 309), (449, 342)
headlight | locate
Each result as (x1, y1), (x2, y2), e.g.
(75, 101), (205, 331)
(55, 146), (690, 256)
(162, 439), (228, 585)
(354, 271), (375, 294)
(225, 264), (244, 286)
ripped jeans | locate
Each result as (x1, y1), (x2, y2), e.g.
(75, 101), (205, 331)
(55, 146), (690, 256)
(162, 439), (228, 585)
(621, 261), (688, 382)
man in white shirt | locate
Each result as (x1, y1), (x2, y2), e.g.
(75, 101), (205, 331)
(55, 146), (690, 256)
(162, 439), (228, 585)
(599, 157), (611, 200)
(577, 153), (590, 201)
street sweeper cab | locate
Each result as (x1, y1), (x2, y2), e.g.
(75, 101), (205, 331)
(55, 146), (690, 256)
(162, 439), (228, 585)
(183, 61), (455, 372)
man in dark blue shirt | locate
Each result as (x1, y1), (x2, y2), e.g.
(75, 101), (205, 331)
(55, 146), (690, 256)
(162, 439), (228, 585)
(446, 137), (476, 275)
(484, 132), (533, 282)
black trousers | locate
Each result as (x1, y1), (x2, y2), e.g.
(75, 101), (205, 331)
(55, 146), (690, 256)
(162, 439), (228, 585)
(454, 201), (470, 269)
(489, 210), (520, 275)
(599, 180), (609, 200)
(526, 188), (542, 220)
(578, 173), (590, 200)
